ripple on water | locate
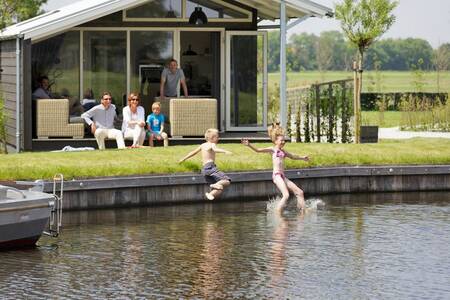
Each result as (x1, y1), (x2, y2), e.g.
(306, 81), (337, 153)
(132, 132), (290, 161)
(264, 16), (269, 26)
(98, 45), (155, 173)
(1, 192), (450, 299)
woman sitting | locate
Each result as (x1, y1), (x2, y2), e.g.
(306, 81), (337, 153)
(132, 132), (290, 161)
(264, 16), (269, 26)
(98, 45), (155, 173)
(122, 92), (146, 147)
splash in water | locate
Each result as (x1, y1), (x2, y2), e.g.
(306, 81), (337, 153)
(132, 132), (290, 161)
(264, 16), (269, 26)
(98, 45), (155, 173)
(305, 198), (326, 210)
(266, 196), (282, 212)
(266, 197), (326, 212)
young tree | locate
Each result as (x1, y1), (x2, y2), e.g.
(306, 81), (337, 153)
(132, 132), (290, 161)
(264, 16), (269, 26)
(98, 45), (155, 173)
(433, 44), (450, 93)
(335, 0), (397, 143)
(0, 0), (47, 30)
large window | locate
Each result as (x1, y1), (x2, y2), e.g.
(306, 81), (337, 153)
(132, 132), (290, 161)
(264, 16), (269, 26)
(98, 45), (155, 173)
(130, 31), (174, 110)
(228, 34), (266, 129)
(32, 31), (80, 101)
(180, 31), (219, 96)
(83, 31), (127, 111)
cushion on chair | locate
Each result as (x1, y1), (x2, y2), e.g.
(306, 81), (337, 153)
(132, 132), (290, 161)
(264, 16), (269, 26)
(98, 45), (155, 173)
(36, 99), (84, 139)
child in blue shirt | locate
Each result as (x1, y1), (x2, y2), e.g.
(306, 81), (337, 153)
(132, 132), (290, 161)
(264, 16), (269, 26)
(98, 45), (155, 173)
(146, 102), (168, 147)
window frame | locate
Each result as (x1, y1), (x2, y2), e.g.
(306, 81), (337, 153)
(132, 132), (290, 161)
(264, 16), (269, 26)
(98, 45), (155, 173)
(122, 0), (252, 23)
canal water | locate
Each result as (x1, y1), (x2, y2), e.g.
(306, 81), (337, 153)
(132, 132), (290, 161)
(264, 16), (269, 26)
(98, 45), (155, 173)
(1, 191), (450, 299)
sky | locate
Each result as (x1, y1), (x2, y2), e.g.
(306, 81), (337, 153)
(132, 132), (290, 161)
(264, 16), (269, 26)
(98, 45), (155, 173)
(43, 0), (450, 48)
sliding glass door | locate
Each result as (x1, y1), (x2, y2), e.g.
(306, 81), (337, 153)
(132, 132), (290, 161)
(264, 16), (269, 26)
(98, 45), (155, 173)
(226, 31), (267, 131)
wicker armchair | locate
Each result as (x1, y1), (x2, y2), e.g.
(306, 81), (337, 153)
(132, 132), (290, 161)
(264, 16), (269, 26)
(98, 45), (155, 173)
(170, 98), (217, 136)
(36, 99), (84, 139)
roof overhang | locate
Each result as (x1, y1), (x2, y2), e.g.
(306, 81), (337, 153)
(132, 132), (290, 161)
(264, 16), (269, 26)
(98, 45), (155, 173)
(245, 0), (333, 20)
(0, 0), (333, 41)
(0, 0), (152, 41)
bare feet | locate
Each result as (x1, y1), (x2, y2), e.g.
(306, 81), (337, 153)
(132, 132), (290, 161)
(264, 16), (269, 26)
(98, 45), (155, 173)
(297, 199), (306, 211)
(209, 183), (223, 190)
(205, 192), (215, 201)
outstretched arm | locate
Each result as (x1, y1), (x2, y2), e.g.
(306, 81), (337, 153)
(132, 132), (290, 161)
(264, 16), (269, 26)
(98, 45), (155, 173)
(211, 143), (232, 155)
(285, 151), (310, 161)
(178, 146), (202, 163)
(241, 139), (272, 153)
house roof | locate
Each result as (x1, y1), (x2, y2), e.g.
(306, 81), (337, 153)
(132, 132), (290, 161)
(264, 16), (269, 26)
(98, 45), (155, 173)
(0, 0), (333, 41)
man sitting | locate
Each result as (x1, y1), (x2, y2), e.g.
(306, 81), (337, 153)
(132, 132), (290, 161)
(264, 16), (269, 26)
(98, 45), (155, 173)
(32, 76), (53, 100)
(81, 92), (125, 150)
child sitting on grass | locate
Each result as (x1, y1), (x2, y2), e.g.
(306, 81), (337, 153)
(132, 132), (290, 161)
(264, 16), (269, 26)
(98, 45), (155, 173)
(146, 101), (168, 147)
(179, 128), (232, 201)
(241, 128), (309, 214)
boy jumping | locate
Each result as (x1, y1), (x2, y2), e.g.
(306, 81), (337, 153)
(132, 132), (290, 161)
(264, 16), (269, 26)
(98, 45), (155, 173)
(179, 128), (232, 200)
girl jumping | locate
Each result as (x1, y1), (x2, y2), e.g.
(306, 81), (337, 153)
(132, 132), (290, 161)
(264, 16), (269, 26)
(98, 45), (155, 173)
(241, 132), (309, 214)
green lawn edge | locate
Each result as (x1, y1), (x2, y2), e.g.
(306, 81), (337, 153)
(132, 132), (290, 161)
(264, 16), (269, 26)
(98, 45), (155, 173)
(1, 138), (450, 181)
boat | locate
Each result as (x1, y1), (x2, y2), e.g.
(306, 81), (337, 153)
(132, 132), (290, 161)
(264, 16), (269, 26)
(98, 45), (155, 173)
(0, 176), (62, 250)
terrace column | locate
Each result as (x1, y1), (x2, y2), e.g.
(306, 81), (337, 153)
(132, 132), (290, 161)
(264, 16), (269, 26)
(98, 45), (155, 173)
(279, 0), (287, 130)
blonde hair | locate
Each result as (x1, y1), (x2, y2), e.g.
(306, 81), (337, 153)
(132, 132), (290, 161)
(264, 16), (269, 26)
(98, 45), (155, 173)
(152, 102), (161, 110)
(204, 128), (219, 141)
(268, 122), (285, 142)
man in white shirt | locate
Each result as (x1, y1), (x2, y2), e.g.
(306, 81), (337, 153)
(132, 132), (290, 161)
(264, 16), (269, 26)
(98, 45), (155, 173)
(81, 92), (125, 150)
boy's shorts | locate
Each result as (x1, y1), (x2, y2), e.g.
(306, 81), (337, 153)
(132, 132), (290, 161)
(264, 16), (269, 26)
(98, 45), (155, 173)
(148, 132), (166, 138)
(201, 162), (231, 184)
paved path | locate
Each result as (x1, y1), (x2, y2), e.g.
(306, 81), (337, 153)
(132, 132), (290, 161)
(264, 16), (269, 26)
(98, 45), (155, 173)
(379, 127), (450, 139)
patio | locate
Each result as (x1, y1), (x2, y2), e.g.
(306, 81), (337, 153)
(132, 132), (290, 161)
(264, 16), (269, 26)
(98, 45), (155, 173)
(0, 0), (333, 151)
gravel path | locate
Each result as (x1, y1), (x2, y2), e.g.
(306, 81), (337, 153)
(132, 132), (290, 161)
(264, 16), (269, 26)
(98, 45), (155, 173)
(379, 127), (450, 139)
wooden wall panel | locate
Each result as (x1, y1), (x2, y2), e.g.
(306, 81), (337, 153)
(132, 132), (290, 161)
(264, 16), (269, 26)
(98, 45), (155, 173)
(0, 39), (17, 149)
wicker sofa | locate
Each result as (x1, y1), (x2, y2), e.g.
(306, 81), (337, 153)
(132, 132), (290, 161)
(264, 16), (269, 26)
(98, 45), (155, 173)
(169, 98), (217, 137)
(36, 99), (84, 139)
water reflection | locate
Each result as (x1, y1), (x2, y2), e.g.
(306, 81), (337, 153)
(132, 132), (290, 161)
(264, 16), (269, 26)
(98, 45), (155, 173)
(268, 214), (289, 298)
(1, 192), (450, 299)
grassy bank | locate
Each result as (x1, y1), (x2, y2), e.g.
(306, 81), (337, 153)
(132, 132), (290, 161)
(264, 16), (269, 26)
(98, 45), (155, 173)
(1, 138), (450, 181)
(269, 71), (450, 93)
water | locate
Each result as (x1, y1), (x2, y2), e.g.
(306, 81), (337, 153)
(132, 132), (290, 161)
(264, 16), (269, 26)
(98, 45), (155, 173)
(1, 192), (450, 299)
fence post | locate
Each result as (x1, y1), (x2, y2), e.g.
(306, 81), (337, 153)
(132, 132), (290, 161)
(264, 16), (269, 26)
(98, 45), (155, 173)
(341, 81), (347, 143)
(315, 84), (321, 142)
(328, 83), (334, 142)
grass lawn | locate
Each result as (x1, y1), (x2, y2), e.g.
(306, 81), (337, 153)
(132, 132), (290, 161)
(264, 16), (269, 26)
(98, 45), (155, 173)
(361, 111), (402, 128)
(1, 138), (450, 181)
(269, 71), (450, 93)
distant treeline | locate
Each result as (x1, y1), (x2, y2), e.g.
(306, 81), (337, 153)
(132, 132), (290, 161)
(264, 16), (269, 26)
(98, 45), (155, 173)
(268, 31), (450, 72)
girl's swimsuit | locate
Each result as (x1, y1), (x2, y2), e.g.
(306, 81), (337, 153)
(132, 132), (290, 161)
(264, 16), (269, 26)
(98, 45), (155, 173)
(272, 148), (286, 181)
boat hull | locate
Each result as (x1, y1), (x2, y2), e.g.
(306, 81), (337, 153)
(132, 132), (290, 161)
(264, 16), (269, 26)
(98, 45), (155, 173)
(0, 190), (54, 250)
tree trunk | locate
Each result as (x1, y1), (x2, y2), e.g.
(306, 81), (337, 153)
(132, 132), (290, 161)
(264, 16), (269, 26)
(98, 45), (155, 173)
(354, 51), (364, 143)
(353, 61), (360, 143)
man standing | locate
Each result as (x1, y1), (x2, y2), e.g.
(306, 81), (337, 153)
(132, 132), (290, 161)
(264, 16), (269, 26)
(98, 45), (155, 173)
(159, 59), (188, 100)
(81, 92), (125, 150)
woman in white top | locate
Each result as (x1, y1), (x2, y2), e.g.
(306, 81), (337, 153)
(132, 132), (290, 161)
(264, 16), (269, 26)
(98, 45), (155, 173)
(122, 92), (146, 147)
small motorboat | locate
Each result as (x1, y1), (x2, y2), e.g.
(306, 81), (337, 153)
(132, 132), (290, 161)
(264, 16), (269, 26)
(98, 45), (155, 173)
(0, 177), (62, 250)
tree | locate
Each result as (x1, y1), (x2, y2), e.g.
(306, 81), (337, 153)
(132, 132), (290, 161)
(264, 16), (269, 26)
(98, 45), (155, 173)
(335, 0), (397, 143)
(433, 43), (450, 92)
(267, 31), (281, 72)
(315, 33), (334, 81)
(288, 32), (318, 71)
(0, 0), (47, 30)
